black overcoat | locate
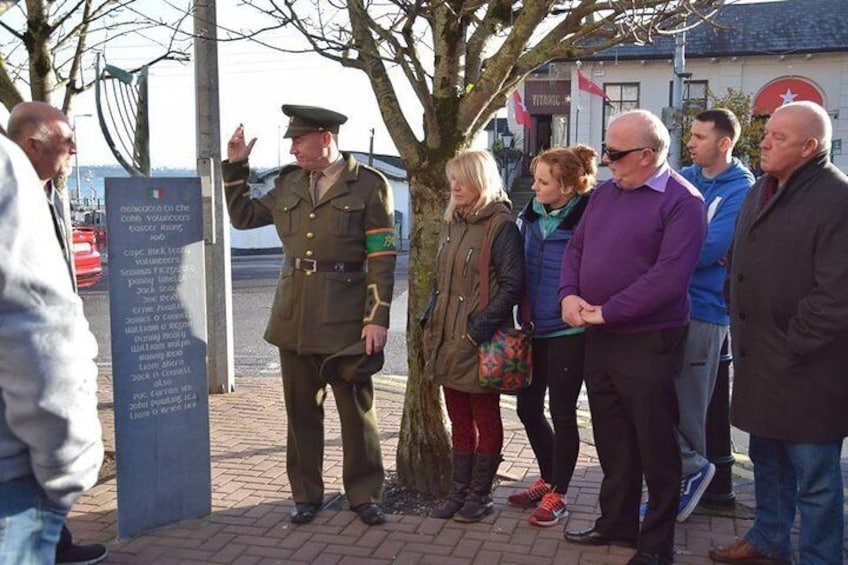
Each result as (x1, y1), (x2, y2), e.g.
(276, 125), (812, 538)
(729, 153), (848, 442)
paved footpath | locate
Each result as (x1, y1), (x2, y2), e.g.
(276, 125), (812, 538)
(70, 372), (847, 564)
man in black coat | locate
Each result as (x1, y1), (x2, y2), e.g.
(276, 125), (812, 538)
(711, 101), (848, 565)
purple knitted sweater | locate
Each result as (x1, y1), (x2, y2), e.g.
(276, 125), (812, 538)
(558, 170), (706, 333)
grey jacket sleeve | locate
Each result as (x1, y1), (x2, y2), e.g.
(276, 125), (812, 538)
(0, 136), (103, 508)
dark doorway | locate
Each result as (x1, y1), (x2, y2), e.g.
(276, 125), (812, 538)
(536, 115), (552, 153)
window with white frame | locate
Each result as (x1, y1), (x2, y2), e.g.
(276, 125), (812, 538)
(602, 83), (640, 143)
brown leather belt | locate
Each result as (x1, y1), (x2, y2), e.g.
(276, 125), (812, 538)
(287, 257), (365, 273)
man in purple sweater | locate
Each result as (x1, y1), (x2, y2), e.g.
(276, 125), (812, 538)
(560, 110), (706, 565)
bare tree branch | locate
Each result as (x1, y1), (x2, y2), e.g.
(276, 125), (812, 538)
(1, 0), (193, 111)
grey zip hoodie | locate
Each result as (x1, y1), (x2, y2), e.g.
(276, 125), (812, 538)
(0, 135), (103, 508)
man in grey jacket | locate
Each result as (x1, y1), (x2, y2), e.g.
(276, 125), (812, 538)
(0, 134), (103, 562)
(8, 101), (108, 564)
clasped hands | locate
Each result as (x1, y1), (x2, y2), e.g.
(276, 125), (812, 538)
(561, 295), (605, 327)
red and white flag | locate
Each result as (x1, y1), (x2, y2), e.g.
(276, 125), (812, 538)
(512, 90), (531, 127)
(576, 69), (609, 101)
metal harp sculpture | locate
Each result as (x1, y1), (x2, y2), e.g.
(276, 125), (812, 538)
(95, 56), (151, 176)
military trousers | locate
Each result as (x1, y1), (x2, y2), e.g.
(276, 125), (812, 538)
(279, 350), (384, 508)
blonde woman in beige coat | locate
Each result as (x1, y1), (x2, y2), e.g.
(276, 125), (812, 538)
(421, 150), (525, 523)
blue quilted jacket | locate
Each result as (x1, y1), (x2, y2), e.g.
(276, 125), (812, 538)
(518, 195), (589, 337)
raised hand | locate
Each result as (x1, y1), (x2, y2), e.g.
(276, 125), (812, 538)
(227, 124), (257, 163)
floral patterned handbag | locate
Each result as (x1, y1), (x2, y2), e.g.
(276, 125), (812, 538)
(476, 216), (533, 394)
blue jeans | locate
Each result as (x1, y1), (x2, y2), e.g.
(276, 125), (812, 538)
(745, 435), (844, 564)
(0, 475), (68, 564)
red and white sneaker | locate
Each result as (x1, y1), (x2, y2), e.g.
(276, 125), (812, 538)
(507, 479), (551, 508)
(528, 492), (568, 527)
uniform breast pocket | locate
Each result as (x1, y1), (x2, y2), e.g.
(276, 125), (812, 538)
(275, 195), (303, 236)
(330, 197), (366, 235)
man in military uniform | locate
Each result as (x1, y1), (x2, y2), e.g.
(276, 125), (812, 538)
(222, 105), (397, 526)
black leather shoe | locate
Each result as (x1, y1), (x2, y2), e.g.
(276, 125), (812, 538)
(56, 542), (108, 564)
(353, 502), (386, 525)
(626, 551), (674, 565)
(290, 503), (319, 524)
(564, 526), (637, 548)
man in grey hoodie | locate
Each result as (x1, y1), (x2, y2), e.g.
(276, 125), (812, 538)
(0, 133), (103, 562)
(674, 109), (754, 521)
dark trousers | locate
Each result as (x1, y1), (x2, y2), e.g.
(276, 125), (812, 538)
(280, 350), (384, 508)
(516, 333), (585, 494)
(584, 327), (686, 555)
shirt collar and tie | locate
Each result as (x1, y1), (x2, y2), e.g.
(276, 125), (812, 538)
(309, 156), (345, 204)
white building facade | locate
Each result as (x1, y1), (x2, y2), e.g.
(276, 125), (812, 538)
(509, 0), (848, 176)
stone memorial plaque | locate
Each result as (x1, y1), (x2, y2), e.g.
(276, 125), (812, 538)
(106, 177), (210, 539)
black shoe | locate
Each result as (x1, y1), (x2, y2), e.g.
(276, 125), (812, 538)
(290, 503), (320, 524)
(564, 526), (637, 548)
(626, 551), (674, 565)
(55, 542), (108, 565)
(353, 502), (386, 525)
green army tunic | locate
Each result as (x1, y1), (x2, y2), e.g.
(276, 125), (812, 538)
(221, 153), (397, 353)
(222, 152), (397, 508)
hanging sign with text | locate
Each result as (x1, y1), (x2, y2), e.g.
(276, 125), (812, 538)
(106, 177), (210, 539)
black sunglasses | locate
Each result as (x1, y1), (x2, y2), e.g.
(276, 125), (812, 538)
(602, 143), (655, 162)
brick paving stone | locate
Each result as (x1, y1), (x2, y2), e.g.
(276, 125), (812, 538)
(431, 526), (463, 547)
(290, 540), (328, 561)
(337, 557), (391, 565)
(452, 537), (483, 559)
(472, 550), (503, 564)
(373, 538), (405, 560)
(230, 555), (262, 565)
(423, 557), (475, 565)
(323, 543), (375, 557)
(208, 542), (249, 563)
(255, 558), (290, 565)
(310, 552), (343, 564)
(390, 550), (423, 564)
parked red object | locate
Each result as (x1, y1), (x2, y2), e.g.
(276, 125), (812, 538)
(72, 226), (103, 288)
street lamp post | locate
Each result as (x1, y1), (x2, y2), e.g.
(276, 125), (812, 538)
(72, 113), (93, 202)
(494, 130), (518, 190)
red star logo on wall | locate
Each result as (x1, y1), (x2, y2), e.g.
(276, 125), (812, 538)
(753, 77), (824, 115)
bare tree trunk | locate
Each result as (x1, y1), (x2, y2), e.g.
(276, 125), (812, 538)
(396, 167), (452, 496)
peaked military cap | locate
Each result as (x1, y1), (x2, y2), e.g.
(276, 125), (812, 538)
(281, 104), (348, 138)
(319, 340), (384, 385)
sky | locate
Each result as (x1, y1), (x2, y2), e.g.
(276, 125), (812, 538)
(4, 2), (424, 170)
(78, 27), (419, 169)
